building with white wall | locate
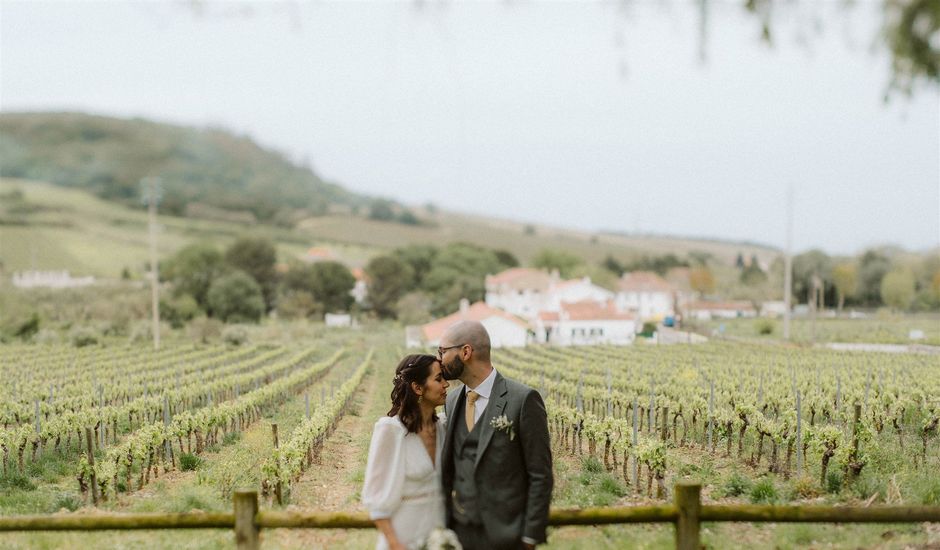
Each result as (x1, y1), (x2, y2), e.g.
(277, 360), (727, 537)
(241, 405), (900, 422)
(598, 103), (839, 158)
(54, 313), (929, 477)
(534, 300), (636, 346)
(615, 271), (675, 321)
(408, 299), (530, 349)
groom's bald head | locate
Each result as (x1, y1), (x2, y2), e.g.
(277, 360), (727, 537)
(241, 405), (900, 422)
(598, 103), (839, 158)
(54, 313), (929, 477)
(443, 320), (491, 362)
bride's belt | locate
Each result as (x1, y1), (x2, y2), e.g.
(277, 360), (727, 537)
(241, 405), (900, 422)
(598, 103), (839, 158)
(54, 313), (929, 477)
(400, 490), (442, 502)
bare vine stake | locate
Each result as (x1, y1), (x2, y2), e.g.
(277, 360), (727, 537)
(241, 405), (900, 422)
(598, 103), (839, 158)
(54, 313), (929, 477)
(796, 390), (803, 474)
(836, 377), (841, 424)
(648, 384), (655, 435)
(163, 396), (172, 465)
(632, 396), (639, 489)
(708, 380), (714, 452)
(606, 368), (612, 419)
(34, 400), (41, 456)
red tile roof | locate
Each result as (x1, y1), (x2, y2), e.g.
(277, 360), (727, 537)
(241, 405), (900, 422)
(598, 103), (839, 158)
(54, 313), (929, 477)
(618, 271), (673, 292)
(422, 302), (528, 341)
(485, 268), (553, 291)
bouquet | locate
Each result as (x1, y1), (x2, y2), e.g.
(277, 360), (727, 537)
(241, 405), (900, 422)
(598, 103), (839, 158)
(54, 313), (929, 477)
(419, 527), (463, 550)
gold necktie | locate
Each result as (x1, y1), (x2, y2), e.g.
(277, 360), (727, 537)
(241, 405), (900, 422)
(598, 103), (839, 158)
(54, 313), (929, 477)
(465, 390), (479, 431)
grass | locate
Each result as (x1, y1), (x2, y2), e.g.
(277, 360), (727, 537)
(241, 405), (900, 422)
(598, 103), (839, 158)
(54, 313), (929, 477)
(703, 314), (940, 346)
(1, 177), (777, 280)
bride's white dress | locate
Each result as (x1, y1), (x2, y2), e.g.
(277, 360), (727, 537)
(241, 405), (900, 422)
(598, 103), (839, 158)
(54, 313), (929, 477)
(362, 414), (446, 550)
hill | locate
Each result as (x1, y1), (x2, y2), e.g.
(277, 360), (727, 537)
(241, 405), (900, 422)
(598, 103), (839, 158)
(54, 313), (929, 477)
(0, 112), (784, 278)
(0, 112), (367, 223)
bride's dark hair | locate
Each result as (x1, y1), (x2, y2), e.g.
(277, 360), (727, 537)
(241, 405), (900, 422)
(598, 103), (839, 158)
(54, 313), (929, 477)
(388, 354), (439, 433)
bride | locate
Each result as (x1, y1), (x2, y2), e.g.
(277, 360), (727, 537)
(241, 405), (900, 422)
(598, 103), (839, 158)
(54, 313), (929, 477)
(362, 354), (450, 550)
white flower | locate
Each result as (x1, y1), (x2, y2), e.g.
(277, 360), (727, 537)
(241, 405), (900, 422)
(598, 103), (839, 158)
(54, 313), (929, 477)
(420, 527), (463, 550)
(490, 414), (516, 441)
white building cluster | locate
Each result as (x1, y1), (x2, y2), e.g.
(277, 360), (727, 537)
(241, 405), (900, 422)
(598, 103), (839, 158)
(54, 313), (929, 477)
(409, 267), (685, 348)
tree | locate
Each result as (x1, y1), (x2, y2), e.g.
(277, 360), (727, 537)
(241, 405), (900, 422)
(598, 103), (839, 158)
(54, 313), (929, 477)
(532, 248), (583, 278)
(856, 250), (893, 306)
(225, 237), (278, 310)
(740, 257), (768, 286)
(689, 266), (716, 296)
(162, 243), (226, 311)
(309, 261), (355, 313)
(394, 244), (439, 289)
(208, 271), (265, 323)
(282, 261), (355, 314)
(880, 269), (916, 311)
(493, 249), (519, 269)
(792, 250), (833, 305)
(365, 255), (414, 319)
(368, 199), (395, 221)
(602, 255), (625, 276)
(421, 243), (502, 315)
(831, 262), (858, 312)
(396, 291), (434, 325)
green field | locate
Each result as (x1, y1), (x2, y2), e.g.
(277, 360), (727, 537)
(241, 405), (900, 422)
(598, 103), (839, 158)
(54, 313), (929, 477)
(1, 326), (938, 549)
(697, 314), (940, 347)
(0, 177), (778, 279)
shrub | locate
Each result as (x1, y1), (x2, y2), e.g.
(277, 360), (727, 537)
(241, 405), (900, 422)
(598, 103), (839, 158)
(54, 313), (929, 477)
(222, 325), (249, 346)
(639, 322), (657, 338)
(789, 475), (820, 500)
(187, 316), (223, 344)
(54, 493), (83, 512)
(34, 328), (60, 345)
(0, 472), (37, 491)
(920, 478), (940, 505)
(581, 456), (604, 474)
(179, 453), (203, 472)
(208, 271), (265, 323)
(749, 478), (780, 504)
(756, 319), (775, 335)
(720, 471), (753, 497)
(825, 470), (844, 494)
(69, 326), (100, 347)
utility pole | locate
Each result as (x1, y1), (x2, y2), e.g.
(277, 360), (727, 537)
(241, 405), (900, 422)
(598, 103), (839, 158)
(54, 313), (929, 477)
(783, 185), (793, 341)
(141, 177), (162, 350)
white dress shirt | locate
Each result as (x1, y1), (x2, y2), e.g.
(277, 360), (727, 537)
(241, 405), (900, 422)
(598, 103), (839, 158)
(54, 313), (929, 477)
(465, 367), (497, 425)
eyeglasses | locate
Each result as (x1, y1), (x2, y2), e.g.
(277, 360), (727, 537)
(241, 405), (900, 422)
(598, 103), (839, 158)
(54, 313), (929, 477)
(437, 344), (466, 358)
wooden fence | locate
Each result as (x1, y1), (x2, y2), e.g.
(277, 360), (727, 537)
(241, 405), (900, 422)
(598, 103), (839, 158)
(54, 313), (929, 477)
(2, 483), (939, 549)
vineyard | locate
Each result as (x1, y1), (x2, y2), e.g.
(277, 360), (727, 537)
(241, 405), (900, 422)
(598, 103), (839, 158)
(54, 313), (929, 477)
(1, 330), (939, 548)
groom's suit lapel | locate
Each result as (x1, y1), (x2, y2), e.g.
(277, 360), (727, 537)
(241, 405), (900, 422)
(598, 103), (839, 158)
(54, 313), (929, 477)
(474, 372), (508, 471)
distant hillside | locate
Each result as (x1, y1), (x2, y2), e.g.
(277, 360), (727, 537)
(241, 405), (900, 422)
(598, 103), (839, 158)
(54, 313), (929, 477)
(0, 112), (368, 223)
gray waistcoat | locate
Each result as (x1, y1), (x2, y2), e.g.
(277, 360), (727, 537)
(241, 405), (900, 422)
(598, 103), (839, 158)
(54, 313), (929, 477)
(452, 401), (483, 525)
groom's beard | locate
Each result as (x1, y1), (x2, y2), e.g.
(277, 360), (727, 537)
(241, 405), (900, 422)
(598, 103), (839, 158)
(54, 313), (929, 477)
(441, 355), (465, 381)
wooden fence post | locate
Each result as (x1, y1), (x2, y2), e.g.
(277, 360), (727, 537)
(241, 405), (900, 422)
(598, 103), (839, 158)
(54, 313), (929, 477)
(234, 490), (260, 550)
(85, 428), (99, 506)
(675, 482), (701, 550)
(272, 424), (282, 505)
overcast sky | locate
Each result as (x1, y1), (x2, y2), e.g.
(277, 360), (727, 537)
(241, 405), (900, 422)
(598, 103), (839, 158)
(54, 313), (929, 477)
(2, 1), (938, 255)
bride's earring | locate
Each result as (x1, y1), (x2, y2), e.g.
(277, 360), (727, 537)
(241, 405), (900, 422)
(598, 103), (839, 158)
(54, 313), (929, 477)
(418, 394), (423, 404)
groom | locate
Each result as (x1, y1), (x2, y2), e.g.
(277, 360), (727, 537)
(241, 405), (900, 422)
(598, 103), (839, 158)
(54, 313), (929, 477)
(438, 320), (553, 550)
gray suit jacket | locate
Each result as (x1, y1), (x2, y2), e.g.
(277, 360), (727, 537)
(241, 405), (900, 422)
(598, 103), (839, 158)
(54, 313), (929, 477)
(442, 371), (553, 548)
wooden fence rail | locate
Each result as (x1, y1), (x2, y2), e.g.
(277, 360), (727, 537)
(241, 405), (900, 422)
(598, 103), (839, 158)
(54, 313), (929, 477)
(2, 483), (939, 550)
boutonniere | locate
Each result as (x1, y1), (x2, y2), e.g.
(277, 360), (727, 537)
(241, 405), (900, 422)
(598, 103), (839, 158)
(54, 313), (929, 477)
(490, 414), (515, 440)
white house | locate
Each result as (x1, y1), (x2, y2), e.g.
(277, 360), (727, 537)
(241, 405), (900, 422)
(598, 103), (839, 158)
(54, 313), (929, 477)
(547, 277), (615, 309)
(534, 300), (637, 346)
(12, 271), (95, 289)
(485, 268), (555, 320)
(407, 299), (529, 349)
(350, 267), (368, 305)
(486, 268), (614, 320)
(615, 271), (675, 321)
(687, 300), (758, 321)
